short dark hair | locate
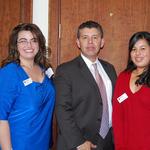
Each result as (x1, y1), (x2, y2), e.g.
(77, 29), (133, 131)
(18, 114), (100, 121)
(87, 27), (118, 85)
(126, 31), (150, 87)
(77, 20), (104, 39)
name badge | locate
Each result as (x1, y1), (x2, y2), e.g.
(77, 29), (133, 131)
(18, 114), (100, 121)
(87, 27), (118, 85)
(23, 78), (32, 86)
(117, 93), (128, 103)
(45, 67), (54, 78)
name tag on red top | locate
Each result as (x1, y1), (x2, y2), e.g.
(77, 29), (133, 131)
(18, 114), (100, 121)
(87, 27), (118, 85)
(117, 93), (128, 103)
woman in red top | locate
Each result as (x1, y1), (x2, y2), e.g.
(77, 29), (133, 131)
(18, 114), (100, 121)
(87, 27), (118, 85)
(113, 31), (150, 150)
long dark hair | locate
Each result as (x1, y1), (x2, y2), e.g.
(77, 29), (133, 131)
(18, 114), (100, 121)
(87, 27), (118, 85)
(1, 23), (52, 69)
(125, 31), (150, 87)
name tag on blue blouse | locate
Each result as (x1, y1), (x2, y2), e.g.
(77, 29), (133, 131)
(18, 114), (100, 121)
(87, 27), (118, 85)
(45, 67), (54, 78)
(23, 78), (32, 86)
(117, 93), (128, 103)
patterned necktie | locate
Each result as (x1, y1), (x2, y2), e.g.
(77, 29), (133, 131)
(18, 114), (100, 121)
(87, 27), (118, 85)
(93, 63), (109, 139)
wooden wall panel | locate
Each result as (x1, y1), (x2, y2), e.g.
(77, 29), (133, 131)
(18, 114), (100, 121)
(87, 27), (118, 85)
(49, 0), (60, 69)
(50, 0), (150, 74)
(0, 0), (32, 62)
(0, 0), (20, 61)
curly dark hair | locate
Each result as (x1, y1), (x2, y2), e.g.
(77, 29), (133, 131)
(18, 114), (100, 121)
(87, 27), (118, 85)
(1, 23), (52, 69)
(125, 31), (150, 87)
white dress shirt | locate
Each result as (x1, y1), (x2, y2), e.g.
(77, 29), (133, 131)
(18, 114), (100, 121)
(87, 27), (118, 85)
(81, 53), (113, 127)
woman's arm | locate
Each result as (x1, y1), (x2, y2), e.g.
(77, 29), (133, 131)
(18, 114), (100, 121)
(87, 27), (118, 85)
(0, 120), (12, 150)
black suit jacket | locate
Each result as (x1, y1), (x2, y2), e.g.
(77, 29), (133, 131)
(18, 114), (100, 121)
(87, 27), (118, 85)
(54, 56), (117, 150)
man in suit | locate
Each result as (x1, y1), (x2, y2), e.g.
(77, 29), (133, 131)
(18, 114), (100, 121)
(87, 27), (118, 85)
(54, 20), (117, 150)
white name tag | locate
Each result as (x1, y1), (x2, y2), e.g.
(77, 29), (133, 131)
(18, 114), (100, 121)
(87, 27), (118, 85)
(45, 67), (54, 78)
(117, 93), (128, 103)
(23, 78), (32, 86)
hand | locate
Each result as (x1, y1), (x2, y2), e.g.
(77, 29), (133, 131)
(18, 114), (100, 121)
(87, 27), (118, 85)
(77, 141), (97, 150)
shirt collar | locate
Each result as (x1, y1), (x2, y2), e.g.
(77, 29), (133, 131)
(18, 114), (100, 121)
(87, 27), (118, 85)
(81, 53), (99, 68)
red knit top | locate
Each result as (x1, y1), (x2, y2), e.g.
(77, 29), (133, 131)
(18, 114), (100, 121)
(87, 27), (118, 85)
(113, 71), (150, 150)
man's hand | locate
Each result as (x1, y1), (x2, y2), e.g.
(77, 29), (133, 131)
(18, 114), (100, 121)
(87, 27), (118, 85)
(77, 140), (97, 150)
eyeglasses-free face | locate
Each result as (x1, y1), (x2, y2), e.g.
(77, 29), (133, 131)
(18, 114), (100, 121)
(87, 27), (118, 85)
(76, 28), (104, 62)
(130, 39), (150, 72)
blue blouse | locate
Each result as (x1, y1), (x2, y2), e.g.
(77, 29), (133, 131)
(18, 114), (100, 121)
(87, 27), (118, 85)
(0, 62), (55, 150)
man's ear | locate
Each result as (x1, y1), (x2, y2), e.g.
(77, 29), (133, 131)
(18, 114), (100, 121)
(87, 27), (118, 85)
(76, 39), (81, 49)
(100, 38), (105, 48)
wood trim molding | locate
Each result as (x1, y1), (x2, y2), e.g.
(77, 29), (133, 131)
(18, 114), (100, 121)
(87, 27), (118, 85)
(20, 0), (33, 23)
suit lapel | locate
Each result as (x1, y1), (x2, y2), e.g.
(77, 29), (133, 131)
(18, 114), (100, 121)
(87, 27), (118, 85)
(77, 56), (102, 102)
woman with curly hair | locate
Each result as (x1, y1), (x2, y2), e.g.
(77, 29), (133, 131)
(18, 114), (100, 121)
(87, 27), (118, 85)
(0, 23), (55, 150)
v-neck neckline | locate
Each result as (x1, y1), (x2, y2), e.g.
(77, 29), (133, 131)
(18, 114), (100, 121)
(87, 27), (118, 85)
(128, 72), (143, 95)
(18, 64), (46, 84)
